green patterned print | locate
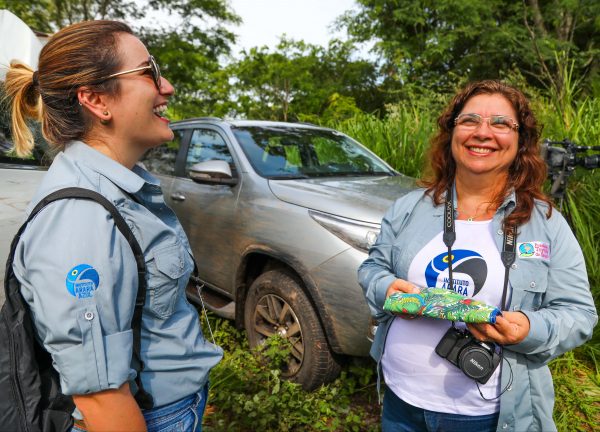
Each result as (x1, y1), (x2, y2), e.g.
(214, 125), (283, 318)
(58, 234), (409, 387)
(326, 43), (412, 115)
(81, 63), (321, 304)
(383, 287), (501, 323)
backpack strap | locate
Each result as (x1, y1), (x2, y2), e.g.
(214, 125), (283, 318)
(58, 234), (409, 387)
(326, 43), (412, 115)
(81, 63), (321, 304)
(12, 187), (154, 409)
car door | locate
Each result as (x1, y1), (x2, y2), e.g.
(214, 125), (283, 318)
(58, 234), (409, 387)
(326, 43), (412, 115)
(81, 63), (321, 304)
(169, 126), (240, 294)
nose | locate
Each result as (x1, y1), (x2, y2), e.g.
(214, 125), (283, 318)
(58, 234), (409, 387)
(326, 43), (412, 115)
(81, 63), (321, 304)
(473, 118), (493, 138)
(159, 76), (175, 96)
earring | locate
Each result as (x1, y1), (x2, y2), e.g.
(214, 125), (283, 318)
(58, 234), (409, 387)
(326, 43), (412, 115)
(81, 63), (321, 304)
(100, 111), (110, 125)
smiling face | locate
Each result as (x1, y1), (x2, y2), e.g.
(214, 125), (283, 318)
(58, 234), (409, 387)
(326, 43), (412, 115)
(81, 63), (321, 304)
(106, 33), (175, 154)
(450, 93), (519, 182)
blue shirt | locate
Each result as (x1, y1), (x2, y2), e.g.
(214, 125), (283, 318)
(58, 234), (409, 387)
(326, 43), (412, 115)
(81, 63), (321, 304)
(13, 141), (223, 407)
(358, 189), (597, 432)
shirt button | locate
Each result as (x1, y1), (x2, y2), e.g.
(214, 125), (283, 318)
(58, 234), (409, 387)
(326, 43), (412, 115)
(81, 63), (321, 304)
(502, 424), (508, 429)
(507, 386), (512, 391)
(84, 311), (94, 321)
(511, 263), (517, 269)
(497, 229), (503, 235)
(530, 282), (536, 288)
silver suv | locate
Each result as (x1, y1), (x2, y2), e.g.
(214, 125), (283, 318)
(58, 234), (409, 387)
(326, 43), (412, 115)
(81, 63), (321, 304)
(142, 118), (414, 389)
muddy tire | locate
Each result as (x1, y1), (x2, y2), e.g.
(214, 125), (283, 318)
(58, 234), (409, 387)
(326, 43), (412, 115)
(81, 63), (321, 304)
(244, 269), (342, 390)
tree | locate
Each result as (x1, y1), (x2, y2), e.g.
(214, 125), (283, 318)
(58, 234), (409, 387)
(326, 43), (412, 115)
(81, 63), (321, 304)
(229, 38), (382, 121)
(338, 0), (600, 97)
(0, 0), (241, 118)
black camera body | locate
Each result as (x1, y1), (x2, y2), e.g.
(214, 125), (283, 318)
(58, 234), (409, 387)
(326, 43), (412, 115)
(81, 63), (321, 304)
(541, 139), (600, 202)
(435, 326), (501, 384)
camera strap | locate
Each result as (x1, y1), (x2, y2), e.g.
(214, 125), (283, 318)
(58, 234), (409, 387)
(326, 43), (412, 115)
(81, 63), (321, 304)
(443, 187), (516, 311)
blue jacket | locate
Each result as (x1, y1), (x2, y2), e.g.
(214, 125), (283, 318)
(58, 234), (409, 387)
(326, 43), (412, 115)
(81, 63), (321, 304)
(358, 189), (597, 432)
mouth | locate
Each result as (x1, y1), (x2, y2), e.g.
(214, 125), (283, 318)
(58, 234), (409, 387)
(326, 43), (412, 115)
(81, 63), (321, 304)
(153, 103), (169, 122)
(467, 146), (495, 154)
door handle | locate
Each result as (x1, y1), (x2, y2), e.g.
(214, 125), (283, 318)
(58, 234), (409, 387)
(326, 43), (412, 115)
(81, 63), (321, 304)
(171, 192), (186, 201)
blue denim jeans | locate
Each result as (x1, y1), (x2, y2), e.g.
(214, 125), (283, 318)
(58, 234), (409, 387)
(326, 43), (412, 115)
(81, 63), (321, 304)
(72, 384), (209, 432)
(382, 387), (499, 432)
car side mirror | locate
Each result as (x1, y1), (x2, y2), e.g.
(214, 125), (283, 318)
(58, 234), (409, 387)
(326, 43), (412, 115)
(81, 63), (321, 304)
(189, 160), (238, 185)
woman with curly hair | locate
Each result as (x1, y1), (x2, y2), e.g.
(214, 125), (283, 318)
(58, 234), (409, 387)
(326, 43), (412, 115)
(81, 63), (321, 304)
(359, 80), (597, 432)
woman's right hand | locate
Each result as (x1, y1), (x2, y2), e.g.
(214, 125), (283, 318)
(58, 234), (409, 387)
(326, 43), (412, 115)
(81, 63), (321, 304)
(386, 278), (420, 298)
(386, 279), (421, 319)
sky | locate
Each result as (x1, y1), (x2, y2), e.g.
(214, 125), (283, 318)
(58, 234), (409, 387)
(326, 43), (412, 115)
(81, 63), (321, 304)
(227, 0), (359, 55)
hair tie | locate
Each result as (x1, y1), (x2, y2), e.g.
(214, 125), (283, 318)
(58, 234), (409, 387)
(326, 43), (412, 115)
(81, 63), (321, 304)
(32, 71), (39, 88)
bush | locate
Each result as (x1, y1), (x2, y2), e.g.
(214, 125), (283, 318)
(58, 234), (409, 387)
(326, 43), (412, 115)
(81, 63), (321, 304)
(204, 319), (380, 432)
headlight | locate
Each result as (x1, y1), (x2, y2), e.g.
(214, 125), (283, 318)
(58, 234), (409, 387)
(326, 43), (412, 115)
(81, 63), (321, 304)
(309, 210), (380, 252)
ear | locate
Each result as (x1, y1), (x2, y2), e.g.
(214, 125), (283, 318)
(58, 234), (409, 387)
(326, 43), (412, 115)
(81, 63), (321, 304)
(77, 87), (111, 123)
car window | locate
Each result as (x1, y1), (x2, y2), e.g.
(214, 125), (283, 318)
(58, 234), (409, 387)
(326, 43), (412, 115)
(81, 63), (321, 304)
(186, 129), (234, 175)
(142, 129), (183, 176)
(232, 126), (394, 179)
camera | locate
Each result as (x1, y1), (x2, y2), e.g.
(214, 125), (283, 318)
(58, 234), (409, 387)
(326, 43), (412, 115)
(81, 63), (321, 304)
(435, 326), (501, 384)
(541, 139), (600, 202)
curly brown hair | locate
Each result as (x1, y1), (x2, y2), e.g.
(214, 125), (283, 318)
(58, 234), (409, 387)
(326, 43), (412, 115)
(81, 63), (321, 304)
(420, 80), (552, 228)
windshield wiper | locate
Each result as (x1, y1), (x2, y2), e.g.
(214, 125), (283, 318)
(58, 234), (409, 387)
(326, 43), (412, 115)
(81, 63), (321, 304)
(307, 171), (394, 178)
(267, 174), (310, 180)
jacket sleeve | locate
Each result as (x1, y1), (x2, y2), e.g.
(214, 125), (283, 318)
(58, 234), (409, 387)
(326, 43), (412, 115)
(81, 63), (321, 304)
(507, 211), (598, 363)
(358, 203), (401, 322)
(13, 199), (138, 395)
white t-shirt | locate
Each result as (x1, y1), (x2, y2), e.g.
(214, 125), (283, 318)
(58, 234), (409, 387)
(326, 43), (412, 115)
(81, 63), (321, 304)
(382, 219), (510, 415)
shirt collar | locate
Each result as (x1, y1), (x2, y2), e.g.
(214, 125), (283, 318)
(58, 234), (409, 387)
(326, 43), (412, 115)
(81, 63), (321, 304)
(498, 189), (516, 212)
(64, 141), (156, 194)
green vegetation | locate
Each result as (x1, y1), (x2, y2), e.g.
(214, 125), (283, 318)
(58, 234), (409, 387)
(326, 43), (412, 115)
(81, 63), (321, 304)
(204, 318), (380, 432)
(5, 1), (600, 121)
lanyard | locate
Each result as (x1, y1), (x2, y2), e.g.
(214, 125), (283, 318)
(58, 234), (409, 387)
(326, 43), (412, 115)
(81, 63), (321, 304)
(443, 187), (516, 310)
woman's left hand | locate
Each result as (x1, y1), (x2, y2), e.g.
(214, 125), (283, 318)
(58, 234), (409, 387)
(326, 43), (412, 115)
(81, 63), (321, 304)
(467, 311), (530, 345)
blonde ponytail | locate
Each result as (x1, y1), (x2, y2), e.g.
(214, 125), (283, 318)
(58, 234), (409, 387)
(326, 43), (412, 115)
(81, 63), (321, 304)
(3, 61), (42, 157)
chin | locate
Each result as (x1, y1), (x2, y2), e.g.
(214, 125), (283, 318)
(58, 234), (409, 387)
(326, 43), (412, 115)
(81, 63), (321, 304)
(156, 128), (174, 145)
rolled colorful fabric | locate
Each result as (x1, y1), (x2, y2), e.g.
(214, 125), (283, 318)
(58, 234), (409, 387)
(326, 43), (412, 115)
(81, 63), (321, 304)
(383, 287), (501, 324)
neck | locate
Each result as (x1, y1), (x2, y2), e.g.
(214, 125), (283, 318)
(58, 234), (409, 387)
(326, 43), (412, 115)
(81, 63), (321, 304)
(455, 170), (507, 202)
(454, 171), (508, 220)
(84, 133), (140, 169)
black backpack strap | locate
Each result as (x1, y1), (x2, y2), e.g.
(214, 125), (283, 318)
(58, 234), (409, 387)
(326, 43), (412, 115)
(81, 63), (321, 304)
(13, 187), (154, 409)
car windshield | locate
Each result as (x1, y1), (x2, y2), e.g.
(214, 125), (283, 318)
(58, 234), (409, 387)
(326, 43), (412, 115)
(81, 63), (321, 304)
(232, 126), (396, 179)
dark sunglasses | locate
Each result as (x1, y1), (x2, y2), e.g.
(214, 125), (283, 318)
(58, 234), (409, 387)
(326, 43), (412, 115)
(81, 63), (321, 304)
(101, 55), (162, 90)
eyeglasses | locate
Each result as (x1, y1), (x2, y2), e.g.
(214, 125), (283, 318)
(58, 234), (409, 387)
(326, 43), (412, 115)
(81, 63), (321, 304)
(454, 113), (519, 134)
(101, 55), (161, 90)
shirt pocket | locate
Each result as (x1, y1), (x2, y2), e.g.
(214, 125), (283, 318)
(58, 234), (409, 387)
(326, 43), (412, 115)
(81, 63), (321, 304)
(147, 243), (187, 318)
(514, 262), (548, 312)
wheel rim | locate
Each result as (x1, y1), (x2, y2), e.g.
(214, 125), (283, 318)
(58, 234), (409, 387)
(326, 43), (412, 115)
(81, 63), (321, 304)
(252, 294), (304, 377)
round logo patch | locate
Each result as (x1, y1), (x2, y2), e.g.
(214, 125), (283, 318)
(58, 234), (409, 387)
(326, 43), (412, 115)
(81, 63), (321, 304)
(66, 264), (100, 299)
(518, 243), (535, 257)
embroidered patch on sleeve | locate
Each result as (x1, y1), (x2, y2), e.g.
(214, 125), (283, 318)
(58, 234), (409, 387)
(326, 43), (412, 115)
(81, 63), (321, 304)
(66, 264), (100, 299)
(517, 242), (550, 260)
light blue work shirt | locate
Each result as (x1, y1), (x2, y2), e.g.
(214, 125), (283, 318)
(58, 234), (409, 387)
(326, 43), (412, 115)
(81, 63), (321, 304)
(358, 188), (597, 432)
(13, 141), (223, 407)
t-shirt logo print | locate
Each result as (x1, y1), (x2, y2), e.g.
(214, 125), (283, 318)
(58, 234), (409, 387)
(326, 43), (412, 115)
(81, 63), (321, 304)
(66, 264), (100, 299)
(425, 249), (487, 296)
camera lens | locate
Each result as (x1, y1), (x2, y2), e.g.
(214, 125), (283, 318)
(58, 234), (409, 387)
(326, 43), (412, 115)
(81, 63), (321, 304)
(459, 347), (493, 380)
(583, 155), (599, 169)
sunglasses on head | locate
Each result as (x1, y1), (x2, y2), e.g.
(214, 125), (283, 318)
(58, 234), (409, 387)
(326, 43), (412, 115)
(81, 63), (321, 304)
(100, 55), (162, 90)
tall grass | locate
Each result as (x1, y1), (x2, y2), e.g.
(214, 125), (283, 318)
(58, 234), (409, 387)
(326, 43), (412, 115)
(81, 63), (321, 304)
(332, 104), (436, 178)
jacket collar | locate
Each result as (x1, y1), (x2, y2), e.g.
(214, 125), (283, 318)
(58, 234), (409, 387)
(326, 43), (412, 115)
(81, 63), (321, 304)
(64, 141), (159, 194)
